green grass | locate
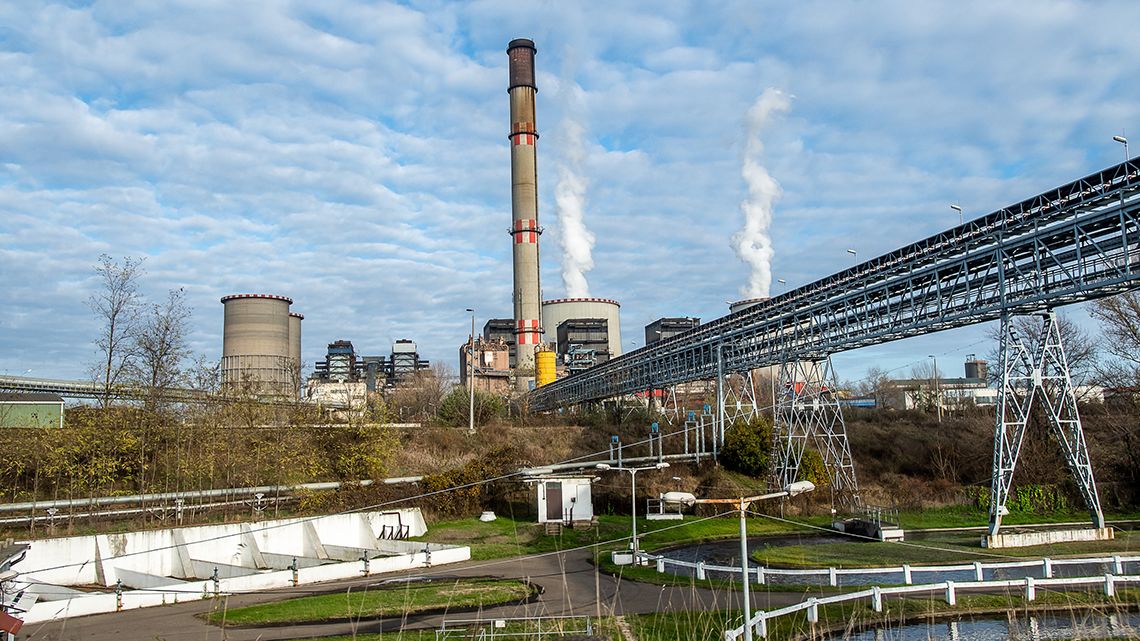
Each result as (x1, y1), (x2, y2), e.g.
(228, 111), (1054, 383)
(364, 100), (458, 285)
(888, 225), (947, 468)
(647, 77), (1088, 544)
(754, 528), (1139, 568)
(413, 513), (809, 562)
(204, 578), (534, 626)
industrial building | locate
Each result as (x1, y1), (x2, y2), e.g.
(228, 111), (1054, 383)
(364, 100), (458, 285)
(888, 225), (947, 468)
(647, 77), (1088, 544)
(483, 319), (517, 368)
(645, 317), (700, 346)
(458, 337), (512, 395)
(0, 392), (64, 428)
(309, 339), (430, 393)
(220, 294), (302, 397)
(542, 298), (621, 354)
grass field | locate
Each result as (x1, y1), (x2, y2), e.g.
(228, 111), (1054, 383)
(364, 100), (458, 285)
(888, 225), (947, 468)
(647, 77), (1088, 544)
(204, 578), (534, 626)
(754, 528), (1140, 568)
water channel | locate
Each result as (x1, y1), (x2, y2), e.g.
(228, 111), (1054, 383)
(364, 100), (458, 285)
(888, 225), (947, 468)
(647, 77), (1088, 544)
(838, 611), (1138, 640)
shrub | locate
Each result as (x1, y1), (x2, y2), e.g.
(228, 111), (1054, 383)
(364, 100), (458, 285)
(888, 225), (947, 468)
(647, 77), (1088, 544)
(720, 416), (773, 478)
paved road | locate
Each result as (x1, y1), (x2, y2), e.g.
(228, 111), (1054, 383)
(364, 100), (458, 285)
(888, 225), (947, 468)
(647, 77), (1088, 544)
(20, 548), (812, 641)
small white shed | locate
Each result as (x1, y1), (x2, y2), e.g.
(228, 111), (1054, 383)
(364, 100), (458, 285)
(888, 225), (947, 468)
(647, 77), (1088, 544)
(535, 477), (594, 525)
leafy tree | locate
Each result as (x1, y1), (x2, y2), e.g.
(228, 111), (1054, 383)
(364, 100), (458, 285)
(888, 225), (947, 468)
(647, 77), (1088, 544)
(720, 416), (773, 477)
(437, 387), (504, 427)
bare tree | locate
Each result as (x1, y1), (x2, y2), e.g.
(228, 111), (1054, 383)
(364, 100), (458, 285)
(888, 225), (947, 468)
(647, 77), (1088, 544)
(131, 287), (192, 409)
(985, 312), (1098, 388)
(88, 254), (145, 407)
(1090, 292), (1140, 387)
(858, 365), (893, 407)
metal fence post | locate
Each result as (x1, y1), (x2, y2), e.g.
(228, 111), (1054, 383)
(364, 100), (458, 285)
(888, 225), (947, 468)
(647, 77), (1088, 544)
(806, 598), (818, 623)
(945, 580), (956, 606)
(1105, 574), (1115, 597)
(973, 561), (983, 581)
(902, 564), (912, 584)
(1042, 557), (1053, 578)
(1025, 576), (1035, 602)
(828, 567), (837, 586)
(697, 561), (706, 580)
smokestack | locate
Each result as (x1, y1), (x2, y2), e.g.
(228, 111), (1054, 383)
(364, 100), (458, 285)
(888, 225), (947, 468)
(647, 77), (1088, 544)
(508, 38), (542, 391)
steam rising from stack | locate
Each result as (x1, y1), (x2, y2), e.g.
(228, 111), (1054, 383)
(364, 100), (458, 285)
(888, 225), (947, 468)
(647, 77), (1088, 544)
(555, 116), (595, 298)
(732, 88), (790, 299)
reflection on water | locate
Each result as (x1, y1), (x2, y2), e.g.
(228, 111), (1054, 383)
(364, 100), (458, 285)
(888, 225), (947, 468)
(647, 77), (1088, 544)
(841, 612), (1139, 640)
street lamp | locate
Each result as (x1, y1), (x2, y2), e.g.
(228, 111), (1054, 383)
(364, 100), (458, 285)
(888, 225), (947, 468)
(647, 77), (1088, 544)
(776, 278), (787, 294)
(927, 354), (942, 423)
(950, 203), (963, 225)
(846, 248), (857, 264)
(595, 462), (669, 556)
(465, 308), (476, 435)
(1113, 135), (1129, 162)
(687, 481), (816, 641)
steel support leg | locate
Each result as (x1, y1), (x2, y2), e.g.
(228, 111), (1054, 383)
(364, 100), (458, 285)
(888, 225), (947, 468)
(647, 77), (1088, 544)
(773, 356), (861, 508)
(988, 311), (1105, 536)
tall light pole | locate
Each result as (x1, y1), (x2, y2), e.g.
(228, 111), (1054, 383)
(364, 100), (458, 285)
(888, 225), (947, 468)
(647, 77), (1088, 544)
(466, 308), (476, 435)
(928, 354), (942, 423)
(684, 481), (816, 641)
(846, 248), (857, 264)
(950, 203), (963, 225)
(777, 278), (786, 294)
(1113, 134), (1129, 162)
(596, 462), (669, 556)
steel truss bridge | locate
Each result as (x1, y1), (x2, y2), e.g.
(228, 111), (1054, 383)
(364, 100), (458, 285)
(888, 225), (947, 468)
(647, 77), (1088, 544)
(531, 158), (1140, 536)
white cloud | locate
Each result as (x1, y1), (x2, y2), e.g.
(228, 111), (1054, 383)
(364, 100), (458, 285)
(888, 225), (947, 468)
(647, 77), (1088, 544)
(1, 1), (1138, 382)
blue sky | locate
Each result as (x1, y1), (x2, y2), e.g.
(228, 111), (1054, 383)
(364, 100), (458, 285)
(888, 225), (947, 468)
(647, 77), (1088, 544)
(1, 1), (1137, 385)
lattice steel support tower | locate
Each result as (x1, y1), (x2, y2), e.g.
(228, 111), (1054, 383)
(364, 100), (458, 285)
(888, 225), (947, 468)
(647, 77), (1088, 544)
(772, 357), (861, 508)
(987, 311), (1105, 536)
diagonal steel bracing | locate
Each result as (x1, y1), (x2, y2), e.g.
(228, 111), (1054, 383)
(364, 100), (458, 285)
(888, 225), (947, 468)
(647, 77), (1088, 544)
(772, 358), (860, 508)
(988, 311), (1104, 536)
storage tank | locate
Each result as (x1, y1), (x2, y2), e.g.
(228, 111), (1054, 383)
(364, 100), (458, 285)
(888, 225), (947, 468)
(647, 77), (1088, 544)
(221, 294), (293, 395)
(535, 347), (557, 387)
(289, 312), (304, 395)
(728, 297), (768, 314)
(541, 298), (622, 357)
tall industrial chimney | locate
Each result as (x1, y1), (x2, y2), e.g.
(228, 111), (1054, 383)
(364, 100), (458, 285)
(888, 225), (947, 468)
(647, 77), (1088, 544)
(507, 38), (542, 391)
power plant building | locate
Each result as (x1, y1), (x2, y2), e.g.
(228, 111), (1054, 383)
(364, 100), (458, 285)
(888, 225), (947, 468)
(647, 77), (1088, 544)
(459, 337), (512, 395)
(220, 293), (298, 397)
(645, 317), (700, 346)
(483, 319), (517, 368)
(310, 339), (430, 392)
(542, 298), (622, 358)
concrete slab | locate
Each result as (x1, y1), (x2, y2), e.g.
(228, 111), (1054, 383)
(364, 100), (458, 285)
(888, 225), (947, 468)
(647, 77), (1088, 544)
(982, 527), (1115, 548)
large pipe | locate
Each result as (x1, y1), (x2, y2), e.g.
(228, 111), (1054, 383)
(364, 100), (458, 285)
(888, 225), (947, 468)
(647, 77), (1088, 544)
(507, 38), (542, 391)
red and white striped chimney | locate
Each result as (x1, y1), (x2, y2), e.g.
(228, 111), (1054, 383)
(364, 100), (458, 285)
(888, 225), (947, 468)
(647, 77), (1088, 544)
(507, 38), (542, 390)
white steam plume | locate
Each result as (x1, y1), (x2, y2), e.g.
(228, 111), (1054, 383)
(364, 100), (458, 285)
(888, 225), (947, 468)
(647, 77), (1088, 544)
(732, 88), (791, 299)
(555, 117), (595, 298)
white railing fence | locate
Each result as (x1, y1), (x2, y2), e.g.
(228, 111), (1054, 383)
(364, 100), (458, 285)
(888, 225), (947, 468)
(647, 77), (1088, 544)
(722, 573), (1140, 640)
(639, 551), (1139, 587)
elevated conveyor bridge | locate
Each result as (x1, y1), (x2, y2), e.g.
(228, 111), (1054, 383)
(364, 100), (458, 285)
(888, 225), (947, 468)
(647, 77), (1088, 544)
(531, 159), (1140, 409)
(531, 159), (1140, 537)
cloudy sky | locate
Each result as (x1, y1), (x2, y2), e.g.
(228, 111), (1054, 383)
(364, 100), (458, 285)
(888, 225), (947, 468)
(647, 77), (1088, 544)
(1, 1), (1137, 385)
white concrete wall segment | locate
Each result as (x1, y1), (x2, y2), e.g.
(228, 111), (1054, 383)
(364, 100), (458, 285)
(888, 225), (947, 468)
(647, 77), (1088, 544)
(18, 509), (467, 625)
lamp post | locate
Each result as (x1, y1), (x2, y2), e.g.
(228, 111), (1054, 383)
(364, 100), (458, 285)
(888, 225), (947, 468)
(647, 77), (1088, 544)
(465, 308), (476, 435)
(777, 278), (786, 294)
(950, 203), (963, 225)
(1114, 135), (1129, 162)
(685, 481), (816, 641)
(595, 462), (669, 556)
(846, 248), (857, 264)
(927, 354), (942, 423)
